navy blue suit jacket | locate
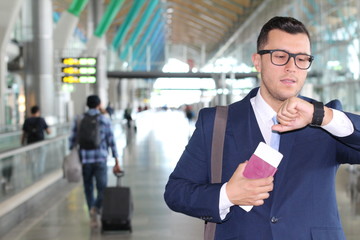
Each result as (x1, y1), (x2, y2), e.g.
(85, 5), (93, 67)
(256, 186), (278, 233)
(164, 88), (360, 240)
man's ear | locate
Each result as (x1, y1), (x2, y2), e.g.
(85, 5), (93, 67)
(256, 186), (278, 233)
(252, 53), (261, 72)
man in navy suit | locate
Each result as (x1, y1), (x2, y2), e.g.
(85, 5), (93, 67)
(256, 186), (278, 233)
(164, 16), (360, 239)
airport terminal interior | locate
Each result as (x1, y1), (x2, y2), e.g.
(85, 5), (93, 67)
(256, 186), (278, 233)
(1, 0), (360, 239)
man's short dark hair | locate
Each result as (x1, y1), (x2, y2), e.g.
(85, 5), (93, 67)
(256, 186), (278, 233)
(31, 106), (40, 114)
(257, 16), (311, 51)
(87, 95), (101, 108)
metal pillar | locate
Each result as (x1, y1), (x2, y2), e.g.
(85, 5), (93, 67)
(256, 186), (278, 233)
(219, 73), (227, 105)
(85, 0), (124, 57)
(91, 0), (108, 105)
(27, 0), (54, 119)
(200, 44), (206, 69)
(146, 45), (151, 71)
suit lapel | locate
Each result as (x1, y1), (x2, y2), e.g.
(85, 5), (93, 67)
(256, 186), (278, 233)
(229, 88), (265, 160)
(270, 130), (297, 212)
(228, 87), (297, 212)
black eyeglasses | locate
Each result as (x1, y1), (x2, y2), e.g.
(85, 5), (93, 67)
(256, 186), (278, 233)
(257, 49), (314, 70)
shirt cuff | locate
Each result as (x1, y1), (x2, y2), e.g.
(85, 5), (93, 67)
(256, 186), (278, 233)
(322, 109), (354, 137)
(219, 182), (234, 220)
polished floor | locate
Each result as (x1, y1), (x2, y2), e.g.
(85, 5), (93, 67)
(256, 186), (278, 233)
(2, 109), (360, 240)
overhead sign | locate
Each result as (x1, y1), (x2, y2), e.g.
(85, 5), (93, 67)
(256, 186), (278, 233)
(60, 57), (97, 84)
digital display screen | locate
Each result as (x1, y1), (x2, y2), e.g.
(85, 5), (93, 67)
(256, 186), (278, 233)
(62, 76), (97, 84)
(62, 57), (97, 66)
(60, 57), (97, 84)
(62, 67), (97, 75)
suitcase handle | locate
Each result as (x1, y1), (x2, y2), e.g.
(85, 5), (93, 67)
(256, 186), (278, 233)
(114, 171), (125, 187)
(114, 170), (125, 178)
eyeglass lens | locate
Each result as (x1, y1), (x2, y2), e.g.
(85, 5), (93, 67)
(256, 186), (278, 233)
(271, 51), (312, 69)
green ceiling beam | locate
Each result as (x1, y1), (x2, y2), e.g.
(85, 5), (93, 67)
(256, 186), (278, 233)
(67, 0), (89, 17)
(112, 0), (146, 49)
(94, 0), (126, 37)
(120, 0), (159, 60)
(136, 21), (164, 64)
(132, 8), (162, 60)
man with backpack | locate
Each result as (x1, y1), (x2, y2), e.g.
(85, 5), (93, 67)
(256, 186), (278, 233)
(69, 95), (121, 228)
(21, 105), (50, 145)
(21, 105), (51, 179)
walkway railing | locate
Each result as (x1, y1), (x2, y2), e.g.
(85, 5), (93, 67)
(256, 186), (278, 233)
(0, 122), (72, 152)
(0, 134), (69, 204)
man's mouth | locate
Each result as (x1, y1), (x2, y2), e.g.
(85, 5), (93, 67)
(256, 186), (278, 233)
(280, 79), (296, 85)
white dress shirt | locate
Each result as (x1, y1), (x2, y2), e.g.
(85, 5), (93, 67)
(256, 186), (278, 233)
(219, 90), (354, 219)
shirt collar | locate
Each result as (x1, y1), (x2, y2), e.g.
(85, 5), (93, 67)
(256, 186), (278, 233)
(253, 88), (276, 122)
(87, 108), (100, 115)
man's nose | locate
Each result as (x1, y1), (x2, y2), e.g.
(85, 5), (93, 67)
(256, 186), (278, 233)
(285, 56), (297, 71)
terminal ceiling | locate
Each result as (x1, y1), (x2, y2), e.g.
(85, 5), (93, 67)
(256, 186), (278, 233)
(52, 0), (358, 70)
(52, 0), (264, 69)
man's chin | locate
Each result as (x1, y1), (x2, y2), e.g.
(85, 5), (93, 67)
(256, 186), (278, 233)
(278, 87), (301, 99)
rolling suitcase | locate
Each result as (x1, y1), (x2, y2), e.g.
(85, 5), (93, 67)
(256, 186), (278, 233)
(101, 171), (133, 233)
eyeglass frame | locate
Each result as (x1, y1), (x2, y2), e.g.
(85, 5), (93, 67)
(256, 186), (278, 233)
(257, 49), (314, 70)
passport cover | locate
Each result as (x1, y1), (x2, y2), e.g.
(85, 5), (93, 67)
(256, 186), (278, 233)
(240, 142), (283, 212)
(243, 154), (278, 179)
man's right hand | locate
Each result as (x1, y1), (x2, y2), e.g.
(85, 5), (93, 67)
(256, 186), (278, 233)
(226, 162), (274, 206)
(113, 161), (121, 174)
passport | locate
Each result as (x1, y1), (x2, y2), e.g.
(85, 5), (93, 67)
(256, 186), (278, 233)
(240, 142), (283, 212)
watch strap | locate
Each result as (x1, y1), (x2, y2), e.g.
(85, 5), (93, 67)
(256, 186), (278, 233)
(310, 101), (324, 127)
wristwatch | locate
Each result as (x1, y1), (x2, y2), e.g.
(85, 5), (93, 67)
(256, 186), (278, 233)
(310, 101), (324, 127)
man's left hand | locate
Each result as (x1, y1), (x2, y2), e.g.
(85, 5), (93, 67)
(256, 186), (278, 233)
(272, 97), (332, 132)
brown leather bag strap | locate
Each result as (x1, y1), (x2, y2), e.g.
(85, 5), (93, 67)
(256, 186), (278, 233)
(211, 106), (228, 183)
(204, 105), (229, 240)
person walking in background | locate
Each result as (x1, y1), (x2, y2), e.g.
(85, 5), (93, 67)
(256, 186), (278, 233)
(164, 16), (360, 239)
(69, 95), (121, 228)
(184, 104), (195, 123)
(21, 106), (51, 179)
(21, 105), (50, 145)
(124, 105), (133, 129)
(184, 104), (195, 139)
(105, 102), (114, 119)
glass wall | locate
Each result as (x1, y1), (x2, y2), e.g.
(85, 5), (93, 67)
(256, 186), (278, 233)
(212, 0), (360, 112)
(0, 136), (68, 203)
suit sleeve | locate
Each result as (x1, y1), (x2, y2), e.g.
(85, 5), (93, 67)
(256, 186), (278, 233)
(164, 108), (224, 223)
(328, 100), (360, 149)
(325, 100), (360, 163)
(335, 111), (360, 164)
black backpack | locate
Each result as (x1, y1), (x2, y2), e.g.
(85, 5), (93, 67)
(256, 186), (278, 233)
(27, 118), (44, 143)
(78, 113), (101, 149)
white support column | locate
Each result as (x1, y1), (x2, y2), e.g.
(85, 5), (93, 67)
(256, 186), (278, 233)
(96, 45), (108, 105)
(165, 43), (169, 63)
(87, 0), (108, 106)
(0, 0), (23, 125)
(183, 45), (187, 63)
(53, 11), (79, 50)
(200, 44), (206, 69)
(220, 72), (226, 105)
(128, 46), (133, 70)
(146, 45), (151, 71)
(30, 0), (55, 121)
(84, 35), (102, 56)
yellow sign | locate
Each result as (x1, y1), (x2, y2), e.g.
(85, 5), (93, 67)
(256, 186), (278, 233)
(61, 57), (97, 84)
(62, 57), (97, 66)
(62, 67), (96, 74)
(62, 76), (96, 84)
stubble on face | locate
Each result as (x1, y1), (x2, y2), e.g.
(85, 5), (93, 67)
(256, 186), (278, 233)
(260, 68), (300, 102)
(255, 29), (311, 110)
